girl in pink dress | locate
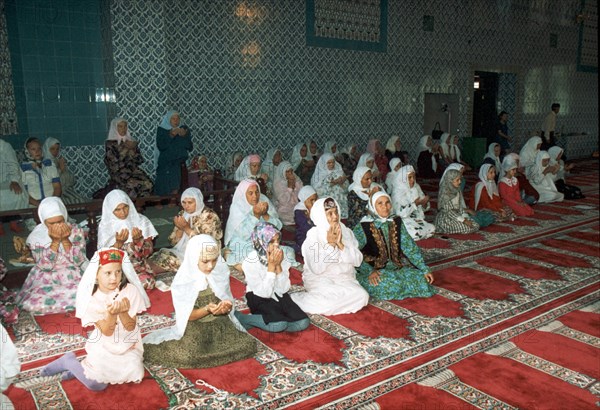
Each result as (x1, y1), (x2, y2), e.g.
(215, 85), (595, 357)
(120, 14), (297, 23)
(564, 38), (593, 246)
(40, 248), (150, 390)
(17, 197), (87, 315)
(498, 154), (534, 217)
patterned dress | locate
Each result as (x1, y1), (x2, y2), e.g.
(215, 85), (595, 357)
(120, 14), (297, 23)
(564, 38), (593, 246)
(353, 217), (435, 300)
(122, 238), (156, 290)
(104, 140), (153, 199)
(16, 225), (87, 315)
(347, 190), (369, 229)
(0, 256), (20, 326)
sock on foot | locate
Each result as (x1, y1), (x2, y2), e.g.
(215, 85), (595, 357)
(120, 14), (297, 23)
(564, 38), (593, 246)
(40, 352), (76, 377)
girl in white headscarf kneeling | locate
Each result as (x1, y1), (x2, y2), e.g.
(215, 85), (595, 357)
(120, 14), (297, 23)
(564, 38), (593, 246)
(353, 192), (435, 300)
(151, 187), (223, 272)
(291, 198), (369, 315)
(41, 248), (150, 390)
(144, 235), (256, 368)
(17, 197), (87, 315)
(392, 165), (435, 240)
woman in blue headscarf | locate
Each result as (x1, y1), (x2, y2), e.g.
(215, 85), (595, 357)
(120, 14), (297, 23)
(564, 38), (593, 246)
(154, 111), (193, 195)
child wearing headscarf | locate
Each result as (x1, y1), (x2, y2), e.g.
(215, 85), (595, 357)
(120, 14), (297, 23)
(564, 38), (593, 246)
(547, 146), (584, 199)
(16, 197), (87, 314)
(98, 190), (158, 289)
(155, 110), (193, 195)
(40, 248), (150, 390)
(103, 118), (153, 200)
(273, 161), (303, 225)
(346, 166), (382, 228)
(21, 137), (61, 206)
(468, 164), (515, 222)
(235, 222), (310, 332)
(144, 235), (256, 367)
(392, 165), (435, 240)
(291, 198), (369, 315)
(526, 151), (564, 203)
(435, 169), (480, 234)
(294, 186), (318, 250)
(353, 192), (435, 300)
(311, 154), (349, 219)
(151, 187), (223, 272)
(42, 137), (84, 204)
(498, 155), (534, 216)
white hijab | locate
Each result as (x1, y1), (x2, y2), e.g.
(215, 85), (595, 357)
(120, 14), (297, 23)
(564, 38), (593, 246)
(311, 153), (343, 191)
(547, 146), (563, 166)
(290, 143), (307, 169)
(348, 166), (379, 200)
(385, 136), (400, 153)
(308, 197), (352, 244)
(529, 150), (551, 179)
(417, 135), (437, 172)
(439, 133), (452, 157)
(440, 163), (464, 186)
(501, 154), (519, 187)
(143, 235), (242, 344)
(519, 136), (542, 169)
(170, 187), (205, 259)
(107, 117), (133, 144)
(234, 155), (261, 182)
(294, 185), (317, 212)
(75, 248), (150, 319)
(449, 136), (462, 162)
(385, 158), (402, 191)
(361, 191), (395, 223)
(224, 179), (278, 244)
(474, 164), (499, 209)
(42, 137), (61, 162)
(483, 143), (502, 175)
(274, 161), (295, 185)
(394, 165), (420, 203)
(26, 196), (70, 249)
(97, 189), (158, 248)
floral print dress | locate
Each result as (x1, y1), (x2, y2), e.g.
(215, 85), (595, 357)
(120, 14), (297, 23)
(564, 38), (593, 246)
(0, 256), (20, 326)
(104, 140), (153, 199)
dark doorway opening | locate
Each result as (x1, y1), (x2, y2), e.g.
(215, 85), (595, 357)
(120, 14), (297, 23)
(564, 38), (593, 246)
(472, 71), (499, 146)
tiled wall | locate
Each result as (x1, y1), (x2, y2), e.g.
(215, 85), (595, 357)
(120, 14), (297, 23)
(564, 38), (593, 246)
(5, 0), (598, 198)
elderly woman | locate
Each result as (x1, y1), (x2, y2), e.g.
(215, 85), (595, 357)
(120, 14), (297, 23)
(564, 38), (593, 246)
(42, 137), (84, 204)
(416, 135), (443, 179)
(346, 167), (382, 229)
(353, 192), (435, 300)
(290, 143), (315, 185)
(144, 235), (256, 368)
(392, 165), (435, 240)
(16, 197), (87, 314)
(155, 110), (193, 195)
(273, 161), (303, 225)
(291, 197), (369, 315)
(151, 187), (223, 272)
(103, 117), (153, 200)
(311, 154), (349, 218)
(526, 151), (564, 203)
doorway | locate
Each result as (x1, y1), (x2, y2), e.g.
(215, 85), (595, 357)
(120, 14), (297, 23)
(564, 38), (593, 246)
(472, 71), (499, 146)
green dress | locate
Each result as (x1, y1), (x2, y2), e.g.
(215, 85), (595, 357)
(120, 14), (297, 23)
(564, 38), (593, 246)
(144, 288), (257, 368)
(353, 216), (435, 301)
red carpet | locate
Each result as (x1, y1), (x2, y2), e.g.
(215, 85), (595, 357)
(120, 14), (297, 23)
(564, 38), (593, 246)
(567, 230), (600, 243)
(434, 266), (525, 300)
(529, 211), (563, 221)
(540, 238), (599, 257)
(416, 237), (452, 249)
(476, 255), (562, 280)
(393, 294), (465, 318)
(511, 247), (593, 268)
(328, 305), (412, 339)
(558, 310), (600, 337)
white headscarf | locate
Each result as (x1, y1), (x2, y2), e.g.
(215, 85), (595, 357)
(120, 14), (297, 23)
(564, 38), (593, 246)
(417, 135), (437, 172)
(290, 143), (307, 169)
(169, 187), (205, 259)
(274, 161), (295, 185)
(501, 154), (519, 186)
(529, 150), (551, 178)
(234, 154), (261, 182)
(519, 136), (542, 169)
(385, 158), (402, 192)
(547, 146), (563, 166)
(394, 165), (419, 203)
(143, 235), (242, 344)
(357, 153), (374, 169)
(311, 154), (343, 191)
(294, 185), (317, 212)
(42, 137), (61, 161)
(107, 117), (133, 144)
(473, 163), (499, 209)
(26, 196), (69, 249)
(439, 133), (452, 158)
(348, 166), (380, 200)
(361, 191), (394, 223)
(385, 136), (400, 153)
(449, 135), (462, 162)
(75, 248), (150, 319)
(262, 148), (281, 173)
(308, 197), (349, 243)
(224, 179), (278, 245)
(344, 144), (357, 158)
(483, 143), (502, 175)
(440, 163), (465, 186)
(97, 189), (158, 248)
(323, 141), (337, 155)
(1, 324), (20, 392)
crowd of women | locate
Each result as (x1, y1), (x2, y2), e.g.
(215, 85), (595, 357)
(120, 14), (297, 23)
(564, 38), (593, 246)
(0, 119), (585, 398)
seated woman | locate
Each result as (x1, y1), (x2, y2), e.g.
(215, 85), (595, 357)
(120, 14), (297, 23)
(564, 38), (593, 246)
(273, 161), (303, 226)
(151, 187), (222, 272)
(468, 164), (515, 222)
(357, 153), (380, 182)
(448, 135), (472, 171)
(98, 190), (159, 289)
(226, 152), (243, 181)
(308, 140), (320, 162)
(262, 148), (283, 194)
(392, 165), (435, 240)
(21, 137), (61, 207)
(188, 154), (214, 191)
(385, 157), (402, 195)
(416, 135), (443, 179)
(0, 139), (28, 231)
(347, 167), (382, 228)
(16, 197), (87, 315)
(439, 133), (453, 165)
(384, 136), (403, 161)
(104, 118), (153, 200)
(155, 111), (193, 196)
(341, 144), (359, 179)
(367, 139), (389, 183)
(353, 192), (435, 300)
(290, 143), (315, 185)
(498, 155), (534, 217)
(291, 198), (369, 315)
(294, 186), (318, 251)
(526, 151), (564, 203)
(235, 222), (310, 332)
(323, 141), (337, 156)
(144, 235), (256, 368)
(42, 137), (84, 204)
(548, 147), (584, 199)
(435, 169), (480, 234)
(41, 248), (150, 391)
(311, 154), (349, 219)
(482, 143), (502, 182)
(224, 179), (296, 270)
(235, 154), (270, 195)
(519, 136), (542, 171)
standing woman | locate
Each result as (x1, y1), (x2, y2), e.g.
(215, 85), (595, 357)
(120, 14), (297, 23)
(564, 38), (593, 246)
(311, 153), (349, 218)
(143, 235), (256, 368)
(353, 192), (435, 301)
(155, 111), (193, 196)
(346, 167), (381, 228)
(42, 137), (84, 204)
(273, 161), (303, 226)
(17, 197), (87, 314)
(104, 118), (153, 200)
(98, 190), (158, 289)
